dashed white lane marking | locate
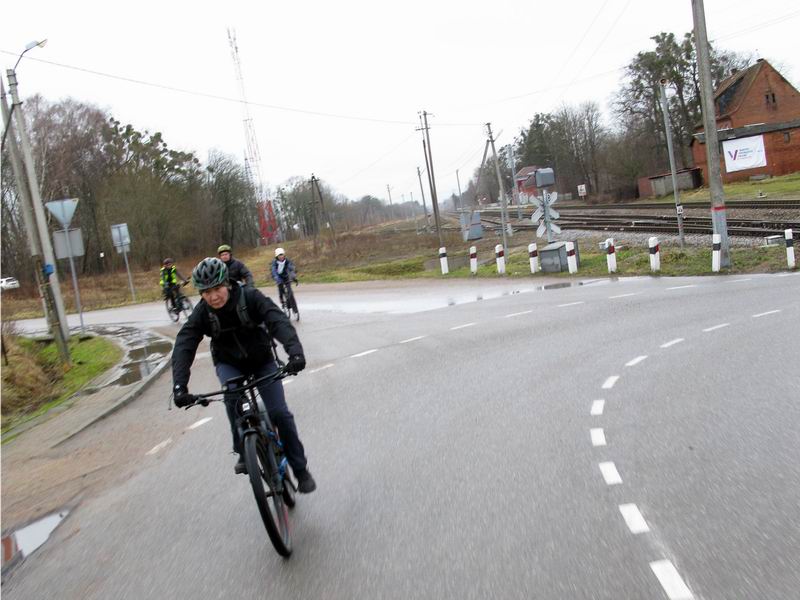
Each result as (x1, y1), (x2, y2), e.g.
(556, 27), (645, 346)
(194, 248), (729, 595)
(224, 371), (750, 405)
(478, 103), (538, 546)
(618, 503), (650, 534)
(666, 284), (697, 291)
(308, 363), (335, 374)
(650, 560), (694, 600)
(602, 375), (620, 389)
(590, 428), (606, 446)
(399, 335), (427, 344)
(146, 438), (173, 455)
(187, 417), (213, 430)
(590, 399), (605, 416)
(504, 310), (533, 318)
(752, 309), (781, 318)
(702, 323), (730, 332)
(558, 301), (585, 307)
(726, 278), (752, 283)
(350, 349), (379, 358)
(609, 292), (640, 299)
(625, 355), (648, 367)
(450, 322), (476, 330)
(599, 462), (622, 485)
(660, 338), (685, 348)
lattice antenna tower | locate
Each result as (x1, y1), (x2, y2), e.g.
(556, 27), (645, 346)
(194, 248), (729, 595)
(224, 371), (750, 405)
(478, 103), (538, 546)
(227, 28), (264, 199)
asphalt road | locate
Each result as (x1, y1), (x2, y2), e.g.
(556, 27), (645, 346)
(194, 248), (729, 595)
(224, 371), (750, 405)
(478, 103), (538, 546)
(4, 273), (799, 599)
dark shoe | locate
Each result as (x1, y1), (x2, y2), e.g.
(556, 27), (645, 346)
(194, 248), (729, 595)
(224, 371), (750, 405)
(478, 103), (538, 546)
(295, 469), (316, 494)
(234, 456), (247, 475)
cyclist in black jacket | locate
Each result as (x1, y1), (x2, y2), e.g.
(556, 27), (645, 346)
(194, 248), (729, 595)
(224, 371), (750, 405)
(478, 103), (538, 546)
(217, 244), (254, 286)
(171, 257), (316, 492)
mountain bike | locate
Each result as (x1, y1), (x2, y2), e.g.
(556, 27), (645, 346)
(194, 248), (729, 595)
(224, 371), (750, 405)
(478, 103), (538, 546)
(165, 282), (192, 322)
(181, 369), (297, 557)
(280, 279), (300, 322)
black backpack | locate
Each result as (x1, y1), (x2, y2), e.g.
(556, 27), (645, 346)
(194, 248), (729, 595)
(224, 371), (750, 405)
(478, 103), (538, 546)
(206, 288), (279, 362)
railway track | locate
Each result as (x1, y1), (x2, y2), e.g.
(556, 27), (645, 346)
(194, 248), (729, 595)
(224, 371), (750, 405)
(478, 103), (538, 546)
(479, 215), (798, 238)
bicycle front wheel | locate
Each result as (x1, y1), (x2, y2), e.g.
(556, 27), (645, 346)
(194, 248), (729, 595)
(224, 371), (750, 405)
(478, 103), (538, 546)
(243, 432), (292, 557)
(179, 296), (193, 320)
(165, 298), (179, 322)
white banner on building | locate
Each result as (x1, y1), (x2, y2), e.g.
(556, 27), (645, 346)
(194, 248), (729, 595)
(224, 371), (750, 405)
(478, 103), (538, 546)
(722, 135), (767, 173)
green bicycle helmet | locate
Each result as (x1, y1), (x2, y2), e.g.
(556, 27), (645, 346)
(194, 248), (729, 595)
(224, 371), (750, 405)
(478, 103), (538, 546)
(217, 244), (232, 254)
(192, 257), (228, 291)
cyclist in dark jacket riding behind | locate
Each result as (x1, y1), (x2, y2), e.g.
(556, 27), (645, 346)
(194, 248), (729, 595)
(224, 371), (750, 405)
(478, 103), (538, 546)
(270, 247), (297, 308)
(171, 257), (316, 493)
(217, 244), (254, 287)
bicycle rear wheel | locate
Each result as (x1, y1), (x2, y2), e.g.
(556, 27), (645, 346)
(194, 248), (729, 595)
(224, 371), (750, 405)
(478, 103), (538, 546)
(243, 432), (292, 557)
(165, 298), (179, 322)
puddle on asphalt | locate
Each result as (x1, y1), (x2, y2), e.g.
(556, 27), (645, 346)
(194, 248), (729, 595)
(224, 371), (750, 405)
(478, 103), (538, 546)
(88, 326), (173, 387)
(14, 510), (69, 557)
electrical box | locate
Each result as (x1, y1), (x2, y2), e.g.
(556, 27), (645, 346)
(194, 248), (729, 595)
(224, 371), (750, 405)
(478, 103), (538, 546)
(535, 168), (555, 188)
(540, 241), (580, 272)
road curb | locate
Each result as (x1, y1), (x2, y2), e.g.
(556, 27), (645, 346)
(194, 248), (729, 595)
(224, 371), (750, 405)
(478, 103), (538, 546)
(49, 331), (174, 449)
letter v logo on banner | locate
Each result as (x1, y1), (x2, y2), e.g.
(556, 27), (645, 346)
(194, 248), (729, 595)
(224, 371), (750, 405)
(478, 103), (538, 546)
(728, 150), (738, 160)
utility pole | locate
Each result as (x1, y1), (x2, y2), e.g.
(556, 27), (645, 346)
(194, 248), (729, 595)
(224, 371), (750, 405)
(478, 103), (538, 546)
(416, 166), (430, 231)
(455, 169), (467, 239)
(486, 122), (510, 255)
(311, 174), (336, 247)
(692, 0), (730, 267)
(386, 184), (396, 221)
(508, 145), (522, 220)
(1, 82), (55, 334)
(419, 111), (443, 247)
(6, 70), (71, 359)
(659, 78), (686, 248)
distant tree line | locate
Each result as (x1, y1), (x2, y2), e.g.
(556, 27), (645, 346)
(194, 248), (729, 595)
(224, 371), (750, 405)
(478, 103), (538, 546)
(1, 30), (755, 283)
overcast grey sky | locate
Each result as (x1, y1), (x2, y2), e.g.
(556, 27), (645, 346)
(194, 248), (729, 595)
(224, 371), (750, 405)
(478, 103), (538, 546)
(4, 0), (798, 203)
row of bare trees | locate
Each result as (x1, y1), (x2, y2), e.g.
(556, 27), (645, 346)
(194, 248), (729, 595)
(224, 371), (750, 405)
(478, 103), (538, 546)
(459, 31), (752, 206)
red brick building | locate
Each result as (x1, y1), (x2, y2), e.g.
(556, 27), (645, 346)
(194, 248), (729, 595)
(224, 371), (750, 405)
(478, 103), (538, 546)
(692, 59), (800, 183)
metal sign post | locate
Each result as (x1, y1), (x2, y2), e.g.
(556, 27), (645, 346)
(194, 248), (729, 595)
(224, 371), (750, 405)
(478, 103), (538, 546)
(111, 223), (136, 301)
(46, 198), (85, 333)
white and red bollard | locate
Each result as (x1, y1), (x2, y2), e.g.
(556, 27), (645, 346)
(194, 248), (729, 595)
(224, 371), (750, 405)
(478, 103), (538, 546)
(528, 243), (539, 274)
(495, 244), (506, 275)
(712, 234), (721, 272)
(439, 247), (449, 275)
(566, 241), (578, 274)
(469, 246), (478, 275)
(786, 229), (796, 269)
(648, 236), (660, 272)
(605, 238), (617, 273)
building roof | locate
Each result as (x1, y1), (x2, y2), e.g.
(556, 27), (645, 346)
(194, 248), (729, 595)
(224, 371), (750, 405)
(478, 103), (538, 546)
(713, 61), (763, 118)
(693, 118), (800, 144)
(514, 165), (539, 180)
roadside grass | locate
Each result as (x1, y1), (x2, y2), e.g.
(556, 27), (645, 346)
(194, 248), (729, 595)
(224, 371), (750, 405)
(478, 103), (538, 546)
(1, 332), (123, 437)
(632, 172), (800, 204)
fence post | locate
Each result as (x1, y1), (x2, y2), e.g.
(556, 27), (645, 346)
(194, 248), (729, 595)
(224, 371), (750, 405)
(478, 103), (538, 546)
(606, 238), (617, 273)
(566, 241), (578, 274)
(439, 247), (448, 275)
(495, 244), (506, 275)
(528, 243), (538, 274)
(649, 237), (661, 272)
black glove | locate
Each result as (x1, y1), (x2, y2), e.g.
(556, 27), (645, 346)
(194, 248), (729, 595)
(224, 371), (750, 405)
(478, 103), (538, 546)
(286, 354), (306, 375)
(173, 384), (193, 408)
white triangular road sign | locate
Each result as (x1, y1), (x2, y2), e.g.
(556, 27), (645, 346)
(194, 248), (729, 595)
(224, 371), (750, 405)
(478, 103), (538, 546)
(45, 198), (79, 228)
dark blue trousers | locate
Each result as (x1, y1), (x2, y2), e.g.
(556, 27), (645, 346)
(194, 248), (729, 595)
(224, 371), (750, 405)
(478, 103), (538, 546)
(215, 361), (308, 473)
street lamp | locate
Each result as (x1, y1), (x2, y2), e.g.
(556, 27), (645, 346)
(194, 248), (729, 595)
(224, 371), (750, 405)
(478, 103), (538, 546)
(3, 39), (47, 147)
(14, 39), (48, 71)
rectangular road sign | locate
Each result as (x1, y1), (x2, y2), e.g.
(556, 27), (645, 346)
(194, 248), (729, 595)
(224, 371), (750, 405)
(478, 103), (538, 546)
(53, 228), (85, 259)
(111, 223), (131, 248)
